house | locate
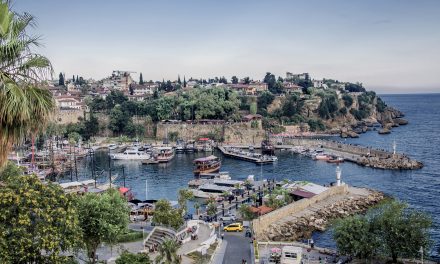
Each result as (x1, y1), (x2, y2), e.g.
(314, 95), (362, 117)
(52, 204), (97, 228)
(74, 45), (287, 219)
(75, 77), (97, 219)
(282, 82), (303, 94)
(286, 72), (308, 81)
(102, 70), (134, 91)
(226, 81), (268, 95)
(312, 79), (328, 89)
(129, 83), (158, 96)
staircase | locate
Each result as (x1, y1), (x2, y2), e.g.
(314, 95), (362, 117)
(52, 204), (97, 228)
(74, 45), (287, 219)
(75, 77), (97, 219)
(144, 226), (177, 250)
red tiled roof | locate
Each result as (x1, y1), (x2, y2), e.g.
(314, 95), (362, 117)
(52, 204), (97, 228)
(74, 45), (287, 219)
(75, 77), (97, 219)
(249, 205), (274, 215)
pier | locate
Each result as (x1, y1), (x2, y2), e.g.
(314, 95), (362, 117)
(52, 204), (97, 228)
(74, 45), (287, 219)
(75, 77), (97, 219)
(218, 146), (277, 164)
(222, 138), (423, 170)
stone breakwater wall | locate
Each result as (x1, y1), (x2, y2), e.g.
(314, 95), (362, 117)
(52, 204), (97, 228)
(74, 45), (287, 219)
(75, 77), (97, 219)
(282, 138), (423, 170)
(253, 185), (349, 240)
(262, 190), (385, 241)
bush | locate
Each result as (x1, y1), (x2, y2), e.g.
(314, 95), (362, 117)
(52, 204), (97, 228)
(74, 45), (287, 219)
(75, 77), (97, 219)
(308, 119), (326, 132)
(116, 251), (151, 264)
(339, 107), (348, 115)
(376, 97), (387, 113)
(116, 230), (144, 243)
(342, 94), (353, 108)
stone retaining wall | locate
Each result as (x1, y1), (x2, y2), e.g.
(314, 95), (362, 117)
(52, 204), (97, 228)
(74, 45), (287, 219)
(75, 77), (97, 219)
(252, 185), (349, 239)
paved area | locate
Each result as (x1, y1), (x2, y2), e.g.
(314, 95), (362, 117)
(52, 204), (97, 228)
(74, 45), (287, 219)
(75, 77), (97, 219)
(222, 231), (253, 264)
(178, 223), (212, 255)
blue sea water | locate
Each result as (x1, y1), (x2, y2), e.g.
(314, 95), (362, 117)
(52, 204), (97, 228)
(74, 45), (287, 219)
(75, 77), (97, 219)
(70, 93), (440, 256)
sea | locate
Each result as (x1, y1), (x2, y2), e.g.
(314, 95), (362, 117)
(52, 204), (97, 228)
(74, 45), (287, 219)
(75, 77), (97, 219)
(67, 93), (440, 257)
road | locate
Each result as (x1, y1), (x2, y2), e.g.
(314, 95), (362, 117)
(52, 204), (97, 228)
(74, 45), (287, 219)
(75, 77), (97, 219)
(222, 231), (252, 264)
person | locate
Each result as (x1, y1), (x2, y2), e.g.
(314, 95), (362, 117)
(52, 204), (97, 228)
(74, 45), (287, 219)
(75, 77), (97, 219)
(310, 238), (314, 249)
(221, 233), (224, 240)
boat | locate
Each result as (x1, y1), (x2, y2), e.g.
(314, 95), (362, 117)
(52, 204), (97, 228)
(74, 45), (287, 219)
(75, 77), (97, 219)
(203, 144), (213, 152)
(154, 146), (175, 163)
(175, 139), (185, 153)
(193, 155), (221, 175)
(108, 144), (118, 151)
(141, 159), (159, 165)
(111, 148), (151, 160)
(313, 154), (332, 161)
(190, 183), (232, 199)
(185, 140), (196, 152)
(261, 139), (275, 155)
(327, 157), (344, 163)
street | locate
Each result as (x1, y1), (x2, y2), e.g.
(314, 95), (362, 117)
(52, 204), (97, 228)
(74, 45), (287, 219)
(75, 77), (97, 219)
(222, 231), (253, 264)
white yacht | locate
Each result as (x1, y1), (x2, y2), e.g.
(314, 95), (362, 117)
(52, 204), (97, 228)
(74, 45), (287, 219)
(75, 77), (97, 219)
(111, 148), (150, 160)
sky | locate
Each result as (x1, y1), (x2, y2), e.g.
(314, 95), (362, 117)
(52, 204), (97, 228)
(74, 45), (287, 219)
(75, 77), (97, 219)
(12, 0), (440, 93)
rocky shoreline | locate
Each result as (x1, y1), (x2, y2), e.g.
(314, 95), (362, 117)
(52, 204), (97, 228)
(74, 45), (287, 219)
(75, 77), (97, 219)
(357, 156), (423, 170)
(263, 190), (386, 242)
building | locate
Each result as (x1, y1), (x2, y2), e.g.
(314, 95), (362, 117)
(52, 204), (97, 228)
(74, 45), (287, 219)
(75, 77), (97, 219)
(129, 82), (158, 96)
(286, 72), (309, 81)
(226, 81), (268, 95)
(102, 70), (134, 91)
(282, 82), (303, 94)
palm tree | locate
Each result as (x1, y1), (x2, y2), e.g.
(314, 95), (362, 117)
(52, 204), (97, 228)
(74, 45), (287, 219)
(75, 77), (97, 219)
(177, 188), (194, 214)
(0, 1), (55, 167)
(193, 202), (200, 216)
(155, 239), (181, 264)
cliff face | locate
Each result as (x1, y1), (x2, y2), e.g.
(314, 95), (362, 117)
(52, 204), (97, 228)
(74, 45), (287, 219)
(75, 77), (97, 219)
(268, 90), (407, 137)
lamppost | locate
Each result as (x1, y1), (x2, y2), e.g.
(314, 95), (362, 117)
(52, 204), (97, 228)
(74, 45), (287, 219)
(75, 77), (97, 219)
(419, 246), (424, 264)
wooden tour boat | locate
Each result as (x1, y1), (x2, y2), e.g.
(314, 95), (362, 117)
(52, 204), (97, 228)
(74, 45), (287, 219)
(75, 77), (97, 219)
(193, 155), (221, 175)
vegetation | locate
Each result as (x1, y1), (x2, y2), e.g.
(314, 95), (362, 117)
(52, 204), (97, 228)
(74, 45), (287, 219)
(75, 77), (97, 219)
(318, 94), (339, 119)
(177, 188), (194, 215)
(239, 204), (256, 220)
(345, 82), (366, 93)
(342, 94), (353, 108)
(76, 189), (130, 263)
(334, 201), (432, 263)
(0, 163), (81, 263)
(307, 119), (326, 132)
(152, 199), (184, 230)
(116, 251), (151, 264)
(0, 1), (55, 167)
(155, 239), (181, 264)
(116, 230), (145, 243)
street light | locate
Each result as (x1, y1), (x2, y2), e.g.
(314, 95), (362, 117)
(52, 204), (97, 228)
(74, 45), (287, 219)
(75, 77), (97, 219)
(419, 246), (424, 264)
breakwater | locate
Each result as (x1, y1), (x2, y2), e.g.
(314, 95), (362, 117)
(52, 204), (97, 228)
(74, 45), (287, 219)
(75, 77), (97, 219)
(280, 138), (423, 170)
(253, 186), (385, 241)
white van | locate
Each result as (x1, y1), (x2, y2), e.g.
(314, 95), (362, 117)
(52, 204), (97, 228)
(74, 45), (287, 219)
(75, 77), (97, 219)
(281, 246), (302, 264)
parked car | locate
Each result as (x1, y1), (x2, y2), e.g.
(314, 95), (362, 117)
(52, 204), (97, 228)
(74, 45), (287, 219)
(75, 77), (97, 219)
(219, 214), (236, 222)
(223, 223), (243, 232)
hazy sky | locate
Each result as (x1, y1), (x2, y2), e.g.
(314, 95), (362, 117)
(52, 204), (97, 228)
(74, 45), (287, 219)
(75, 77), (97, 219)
(13, 0), (440, 93)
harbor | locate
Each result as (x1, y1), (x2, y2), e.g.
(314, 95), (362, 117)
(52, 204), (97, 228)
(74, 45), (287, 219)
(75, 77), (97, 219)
(218, 146), (277, 164)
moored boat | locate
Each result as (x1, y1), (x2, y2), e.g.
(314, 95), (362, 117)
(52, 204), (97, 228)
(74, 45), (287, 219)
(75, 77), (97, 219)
(193, 155), (221, 175)
(111, 148), (151, 160)
(154, 146), (175, 163)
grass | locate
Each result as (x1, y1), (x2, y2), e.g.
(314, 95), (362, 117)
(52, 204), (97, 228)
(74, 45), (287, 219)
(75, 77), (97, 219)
(187, 242), (218, 264)
(116, 230), (145, 243)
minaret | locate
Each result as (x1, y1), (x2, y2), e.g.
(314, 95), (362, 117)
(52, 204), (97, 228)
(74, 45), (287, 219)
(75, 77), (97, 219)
(336, 165), (342, 186)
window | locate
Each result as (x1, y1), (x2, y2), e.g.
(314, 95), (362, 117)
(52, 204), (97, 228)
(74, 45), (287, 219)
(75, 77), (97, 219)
(284, 252), (297, 259)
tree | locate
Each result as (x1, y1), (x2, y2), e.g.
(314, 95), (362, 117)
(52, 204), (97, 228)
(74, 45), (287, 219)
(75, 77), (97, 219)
(77, 189), (130, 263)
(372, 201), (432, 263)
(116, 251), (151, 264)
(263, 72), (276, 93)
(342, 94), (353, 108)
(83, 113), (99, 139)
(0, 2), (55, 167)
(333, 201), (432, 263)
(231, 76), (238, 84)
(334, 215), (380, 261)
(155, 239), (181, 264)
(243, 76), (250, 84)
(178, 188), (194, 214)
(183, 76), (187, 88)
(206, 199), (217, 216)
(59, 72), (65, 86)
(282, 94), (303, 117)
(152, 199), (184, 230)
(239, 204), (256, 221)
(0, 163), (81, 263)
(109, 105), (130, 135)
(250, 102), (257, 115)
(193, 202), (201, 216)
(177, 75), (181, 85)
(139, 72), (144, 85)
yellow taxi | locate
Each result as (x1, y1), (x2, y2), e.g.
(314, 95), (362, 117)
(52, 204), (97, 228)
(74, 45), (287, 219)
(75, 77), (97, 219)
(223, 223), (243, 232)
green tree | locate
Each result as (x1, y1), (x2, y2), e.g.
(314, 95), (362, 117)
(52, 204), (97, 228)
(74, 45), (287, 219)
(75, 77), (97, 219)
(183, 76), (187, 88)
(77, 189), (130, 263)
(109, 105), (130, 135)
(106, 90), (128, 110)
(243, 76), (250, 84)
(263, 72), (276, 93)
(152, 199), (184, 230)
(0, 1), (55, 167)
(342, 94), (353, 108)
(372, 201), (432, 263)
(177, 75), (181, 85)
(59, 72), (65, 86)
(334, 215), (380, 261)
(0, 163), (81, 263)
(155, 239), (181, 264)
(231, 75), (238, 84)
(68, 131), (81, 144)
(250, 102), (257, 115)
(116, 251), (151, 264)
(206, 199), (217, 216)
(178, 188), (194, 214)
(83, 113), (99, 140)
(139, 72), (144, 85)
(239, 204), (256, 221)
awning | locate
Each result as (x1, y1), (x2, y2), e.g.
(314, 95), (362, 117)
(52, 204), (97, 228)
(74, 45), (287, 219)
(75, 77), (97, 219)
(119, 187), (130, 194)
(291, 189), (316, 198)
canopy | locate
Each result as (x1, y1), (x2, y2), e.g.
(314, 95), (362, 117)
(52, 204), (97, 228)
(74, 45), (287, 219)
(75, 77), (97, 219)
(194, 155), (217, 162)
(291, 189), (316, 198)
(198, 138), (210, 141)
(119, 187), (130, 194)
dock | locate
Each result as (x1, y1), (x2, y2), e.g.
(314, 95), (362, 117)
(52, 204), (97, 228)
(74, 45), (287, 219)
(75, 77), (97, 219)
(218, 146), (277, 164)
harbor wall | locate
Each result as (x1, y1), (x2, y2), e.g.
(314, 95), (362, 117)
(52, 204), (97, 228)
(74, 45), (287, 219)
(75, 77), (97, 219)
(252, 185), (349, 239)
(156, 121), (264, 143)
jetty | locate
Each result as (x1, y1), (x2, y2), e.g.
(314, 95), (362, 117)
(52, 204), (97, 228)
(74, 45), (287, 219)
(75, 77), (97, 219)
(223, 138), (423, 170)
(218, 146), (277, 164)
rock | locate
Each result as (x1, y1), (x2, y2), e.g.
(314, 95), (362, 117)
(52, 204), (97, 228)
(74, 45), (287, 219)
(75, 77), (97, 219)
(394, 118), (408, 125)
(378, 128), (391, 134)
